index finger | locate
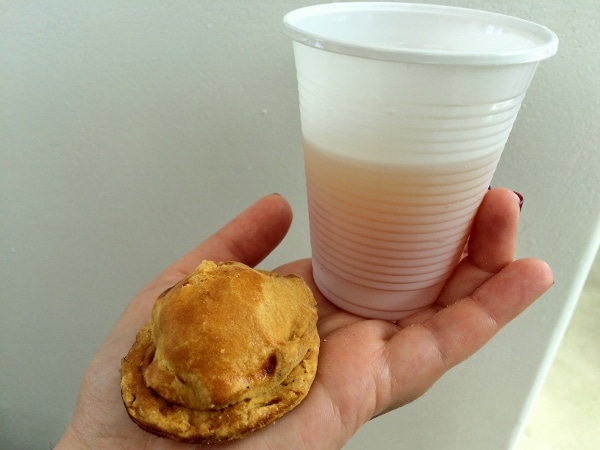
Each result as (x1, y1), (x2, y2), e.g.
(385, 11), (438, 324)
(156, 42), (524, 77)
(164, 194), (292, 278)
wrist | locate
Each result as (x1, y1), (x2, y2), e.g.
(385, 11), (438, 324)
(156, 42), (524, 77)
(54, 423), (89, 450)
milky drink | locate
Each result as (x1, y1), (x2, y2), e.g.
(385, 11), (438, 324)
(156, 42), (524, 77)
(304, 140), (502, 318)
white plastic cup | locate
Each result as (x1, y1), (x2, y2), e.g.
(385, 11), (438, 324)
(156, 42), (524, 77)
(283, 3), (558, 320)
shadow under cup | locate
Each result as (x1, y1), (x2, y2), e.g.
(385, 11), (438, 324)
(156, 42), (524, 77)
(283, 2), (558, 320)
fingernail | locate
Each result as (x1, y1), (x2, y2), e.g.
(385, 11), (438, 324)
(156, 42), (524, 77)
(513, 191), (524, 211)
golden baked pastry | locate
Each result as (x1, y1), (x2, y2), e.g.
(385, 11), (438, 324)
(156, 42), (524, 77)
(120, 261), (319, 444)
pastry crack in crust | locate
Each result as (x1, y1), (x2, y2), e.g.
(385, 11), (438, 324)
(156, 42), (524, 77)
(120, 261), (319, 444)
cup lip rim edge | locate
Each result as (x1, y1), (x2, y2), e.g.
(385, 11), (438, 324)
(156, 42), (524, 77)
(282, 2), (559, 65)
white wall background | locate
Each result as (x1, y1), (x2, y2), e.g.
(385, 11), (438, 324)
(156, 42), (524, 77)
(1, 1), (598, 449)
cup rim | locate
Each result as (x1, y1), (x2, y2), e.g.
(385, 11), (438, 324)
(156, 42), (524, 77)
(282, 2), (558, 65)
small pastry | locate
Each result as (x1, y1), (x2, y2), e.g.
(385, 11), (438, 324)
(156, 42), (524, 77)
(120, 261), (319, 444)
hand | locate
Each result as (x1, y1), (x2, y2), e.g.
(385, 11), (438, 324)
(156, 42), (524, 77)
(56, 190), (553, 449)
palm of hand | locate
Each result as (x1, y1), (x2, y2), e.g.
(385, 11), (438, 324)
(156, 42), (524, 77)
(59, 191), (552, 450)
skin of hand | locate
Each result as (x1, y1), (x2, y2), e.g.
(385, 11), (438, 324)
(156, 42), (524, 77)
(55, 189), (553, 450)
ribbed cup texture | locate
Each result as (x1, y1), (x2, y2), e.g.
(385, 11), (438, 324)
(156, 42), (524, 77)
(293, 43), (533, 317)
(300, 81), (523, 315)
(298, 67), (525, 164)
(306, 141), (501, 291)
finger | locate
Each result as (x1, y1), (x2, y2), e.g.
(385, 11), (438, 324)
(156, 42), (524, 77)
(382, 258), (553, 411)
(423, 258), (553, 368)
(436, 188), (521, 306)
(468, 188), (521, 271)
(158, 193), (293, 285)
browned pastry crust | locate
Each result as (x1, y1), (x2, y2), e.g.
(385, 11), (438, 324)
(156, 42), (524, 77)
(120, 261), (319, 444)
